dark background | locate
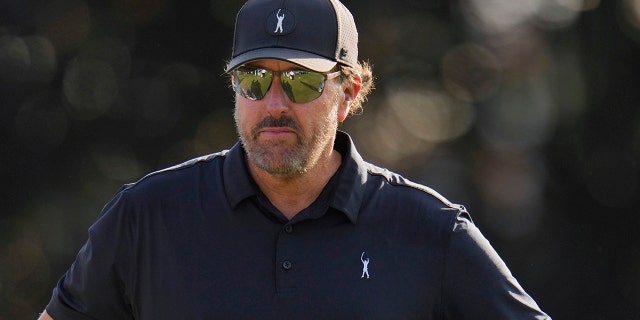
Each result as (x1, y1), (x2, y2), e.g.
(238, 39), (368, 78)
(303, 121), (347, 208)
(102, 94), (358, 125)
(1, 0), (639, 319)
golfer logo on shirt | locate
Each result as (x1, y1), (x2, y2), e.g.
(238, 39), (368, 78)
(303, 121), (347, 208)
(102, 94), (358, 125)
(361, 252), (370, 279)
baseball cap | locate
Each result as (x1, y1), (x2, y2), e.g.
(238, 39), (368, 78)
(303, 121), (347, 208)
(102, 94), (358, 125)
(225, 0), (358, 73)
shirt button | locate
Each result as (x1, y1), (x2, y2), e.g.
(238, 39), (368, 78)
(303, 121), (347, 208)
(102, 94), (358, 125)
(284, 224), (293, 233)
(282, 260), (292, 270)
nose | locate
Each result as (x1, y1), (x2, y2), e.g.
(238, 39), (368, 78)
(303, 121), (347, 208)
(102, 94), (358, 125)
(264, 75), (289, 118)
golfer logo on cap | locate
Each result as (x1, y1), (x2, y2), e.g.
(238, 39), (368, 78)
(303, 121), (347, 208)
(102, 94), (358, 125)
(267, 8), (295, 35)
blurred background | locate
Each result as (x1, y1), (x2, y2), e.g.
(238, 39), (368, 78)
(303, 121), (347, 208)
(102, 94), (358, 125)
(1, 0), (639, 318)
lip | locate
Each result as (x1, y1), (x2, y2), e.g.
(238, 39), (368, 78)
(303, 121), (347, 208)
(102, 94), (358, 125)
(257, 127), (297, 138)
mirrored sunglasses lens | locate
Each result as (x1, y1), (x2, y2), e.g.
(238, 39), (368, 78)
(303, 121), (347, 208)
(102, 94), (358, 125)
(281, 71), (325, 103)
(233, 69), (273, 100)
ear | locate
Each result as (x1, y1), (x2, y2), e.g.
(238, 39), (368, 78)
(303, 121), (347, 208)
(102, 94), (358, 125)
(337, 74), (362, 122)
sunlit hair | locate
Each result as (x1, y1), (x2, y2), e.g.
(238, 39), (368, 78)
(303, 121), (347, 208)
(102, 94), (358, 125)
(339, 60), (374, 116)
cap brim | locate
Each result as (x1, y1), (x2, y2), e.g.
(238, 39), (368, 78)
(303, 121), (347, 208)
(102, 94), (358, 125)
(225, 48), (338, 73)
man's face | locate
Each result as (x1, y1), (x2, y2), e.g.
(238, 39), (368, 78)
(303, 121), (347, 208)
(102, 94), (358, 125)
(233, 60), (348, 178)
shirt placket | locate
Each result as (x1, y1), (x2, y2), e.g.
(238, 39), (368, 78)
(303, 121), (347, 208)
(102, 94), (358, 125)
(275, 221), (298, 292)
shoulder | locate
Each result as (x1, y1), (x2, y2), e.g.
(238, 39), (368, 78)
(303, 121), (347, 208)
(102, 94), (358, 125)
(90, 151), (229, 221)
(120, 150), (229, 198)
(364, 162), (463, 213)
(353, 162), (470, 240)
(334, 131), (465, 227)
(89, 150), (231, 230)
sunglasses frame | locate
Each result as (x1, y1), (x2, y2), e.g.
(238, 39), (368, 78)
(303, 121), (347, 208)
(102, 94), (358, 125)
(230, 66), (342, 103)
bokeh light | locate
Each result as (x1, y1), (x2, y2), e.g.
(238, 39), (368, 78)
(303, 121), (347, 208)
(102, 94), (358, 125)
(0, 36), (29, 82)
(77, 37), (132, 81)
(442, 43), (501, 102)
(535, 0), (582, 30)
(461, 0), (598, 34)
(90, 140), (144, 182)
(462, 0), (540, 34)
(35, 0), (91, 54)
(0, 36), (57, 83)
(63, 58), (120, 120)
(618, 0), (640, 42)
(386, 86), (474, 144)
(476, 76), (556, 152)
(473, 150), (545, 238)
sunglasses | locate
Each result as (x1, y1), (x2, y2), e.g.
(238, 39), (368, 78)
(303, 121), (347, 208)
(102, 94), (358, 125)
(230, 67), (341, 103)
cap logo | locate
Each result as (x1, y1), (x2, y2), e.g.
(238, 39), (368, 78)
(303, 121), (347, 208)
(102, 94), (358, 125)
(267, 8), (295, 35)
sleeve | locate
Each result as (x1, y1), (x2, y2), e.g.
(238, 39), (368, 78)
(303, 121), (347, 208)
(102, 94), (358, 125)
(45, 189), (135, 320)
(441, 210), (551, 320)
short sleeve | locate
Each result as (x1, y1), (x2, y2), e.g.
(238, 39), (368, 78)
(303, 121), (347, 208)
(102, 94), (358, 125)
(442, 211), (551, 319)
(45, 189), (135, 320)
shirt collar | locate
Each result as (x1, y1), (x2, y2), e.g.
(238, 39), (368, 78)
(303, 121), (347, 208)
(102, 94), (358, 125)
(222, 131), (369, 224)
(328, 131), (368, 224)
(223, 141), (256, 208)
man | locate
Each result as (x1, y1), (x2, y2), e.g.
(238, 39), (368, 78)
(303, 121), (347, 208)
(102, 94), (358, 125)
(39, 0), (551, 319)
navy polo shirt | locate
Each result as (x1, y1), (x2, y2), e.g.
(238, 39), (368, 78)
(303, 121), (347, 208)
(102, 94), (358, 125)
(46, 131), (550, 319)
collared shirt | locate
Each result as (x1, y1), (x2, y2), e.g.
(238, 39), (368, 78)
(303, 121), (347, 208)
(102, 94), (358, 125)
(46, 131), (550, 319)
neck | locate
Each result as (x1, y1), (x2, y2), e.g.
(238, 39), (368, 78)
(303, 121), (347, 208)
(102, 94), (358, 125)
(248, 149), (342, 220)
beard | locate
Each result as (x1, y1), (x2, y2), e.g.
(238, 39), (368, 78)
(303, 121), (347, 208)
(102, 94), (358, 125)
(235, 112), (337, 178)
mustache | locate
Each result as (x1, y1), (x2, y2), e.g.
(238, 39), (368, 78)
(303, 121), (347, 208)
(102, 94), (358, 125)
(251, 116), (303, 136)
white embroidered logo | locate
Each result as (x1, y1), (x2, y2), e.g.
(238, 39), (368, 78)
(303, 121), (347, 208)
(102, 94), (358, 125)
(361, 252), (370, 279)
(274, 9), (285, 33)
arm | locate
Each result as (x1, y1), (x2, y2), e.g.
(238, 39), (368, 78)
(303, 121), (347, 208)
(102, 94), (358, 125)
(42, 190), (135, 319)
(442, 212), (551, 319)
(37, 310), (53, 320)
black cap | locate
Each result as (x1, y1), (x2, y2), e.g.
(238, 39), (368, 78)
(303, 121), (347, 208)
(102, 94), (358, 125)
(226, 0), (358, 73)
